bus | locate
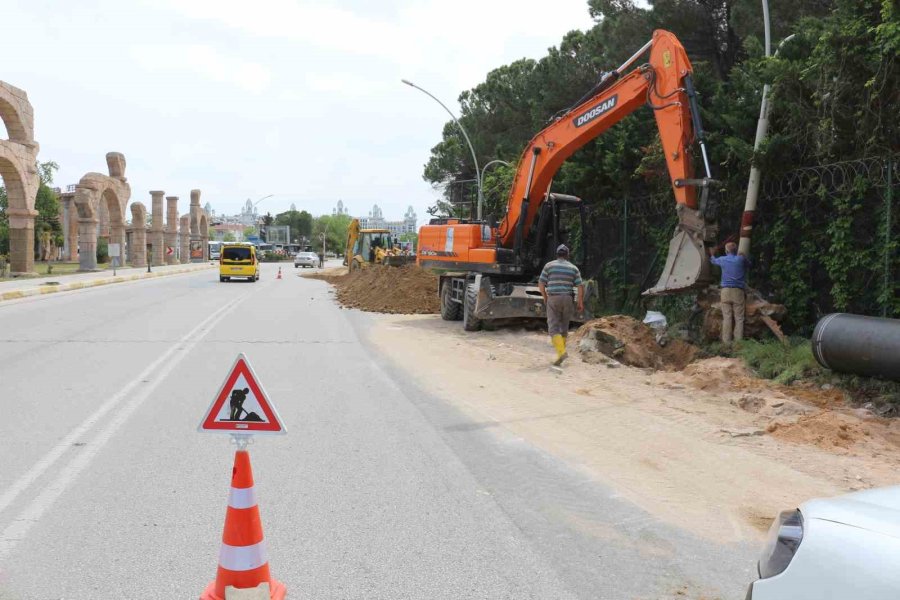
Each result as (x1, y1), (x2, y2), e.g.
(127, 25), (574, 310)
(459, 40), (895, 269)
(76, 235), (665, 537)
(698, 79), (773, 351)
(208, 240), (223, 260)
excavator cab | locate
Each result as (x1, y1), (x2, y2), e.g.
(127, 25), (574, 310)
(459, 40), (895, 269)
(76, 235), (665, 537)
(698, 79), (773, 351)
(526, 193), (589, 276)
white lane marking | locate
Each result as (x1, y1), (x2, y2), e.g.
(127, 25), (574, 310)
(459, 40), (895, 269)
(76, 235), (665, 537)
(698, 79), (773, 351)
(228, 486), (258, 510)
(0, 287), (259, 563)
(218, 541), (268, 572)
(0, 292), (244, 518)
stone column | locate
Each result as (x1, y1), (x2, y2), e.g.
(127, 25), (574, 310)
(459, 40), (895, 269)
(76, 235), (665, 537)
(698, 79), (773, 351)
(61, 197), (70, 259)
(7, 209), (37, 274)
(67, 200), (79, 261)
(129, 202), (147, 267)
(189, 189), (202, 262)
(150, 190), (165, 266)
(78, 218), (99, 271)
(180, 214), (191, 264)
(200, 216), (209, 261)
(165, 196), (179, 265)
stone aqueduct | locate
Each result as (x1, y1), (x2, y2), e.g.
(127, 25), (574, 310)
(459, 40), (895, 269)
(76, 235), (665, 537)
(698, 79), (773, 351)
(1, 80), (211, 273)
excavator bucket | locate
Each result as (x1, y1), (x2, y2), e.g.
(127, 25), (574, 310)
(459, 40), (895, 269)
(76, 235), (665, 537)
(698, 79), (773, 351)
(382, 255), (417, 267)
(643, 227), (712, 296)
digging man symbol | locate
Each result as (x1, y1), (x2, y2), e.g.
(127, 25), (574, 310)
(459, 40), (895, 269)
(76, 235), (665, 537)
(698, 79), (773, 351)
(228, 388), (250, 421)
(224, 387), (264, 422)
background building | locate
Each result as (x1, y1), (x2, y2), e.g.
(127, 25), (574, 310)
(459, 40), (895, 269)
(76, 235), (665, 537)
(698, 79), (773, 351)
(357, 204), (416, 236)
(332, 200), (349, 216)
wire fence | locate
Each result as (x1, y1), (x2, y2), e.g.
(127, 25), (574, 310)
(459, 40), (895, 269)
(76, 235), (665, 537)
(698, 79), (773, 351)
(584, 154), (899, 329)
(437, 154), (898, 330)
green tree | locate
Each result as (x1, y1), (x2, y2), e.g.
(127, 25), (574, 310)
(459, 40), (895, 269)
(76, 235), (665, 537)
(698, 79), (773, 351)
(223, 231), (237, 242)
(312, 213), (353, 253)
(0, 160), (62, 255)
(419, 0), (900, 327)
(274, 209), (313, 241)
(243, 226), (258, 239)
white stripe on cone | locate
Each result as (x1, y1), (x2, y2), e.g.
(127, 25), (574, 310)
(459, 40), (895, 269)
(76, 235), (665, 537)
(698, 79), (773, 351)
(228, 486), (258, 509)
(218, 541), (268, 571)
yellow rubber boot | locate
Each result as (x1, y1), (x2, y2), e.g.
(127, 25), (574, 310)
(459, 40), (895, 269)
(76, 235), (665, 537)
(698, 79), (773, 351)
(551, 334), (568, 366)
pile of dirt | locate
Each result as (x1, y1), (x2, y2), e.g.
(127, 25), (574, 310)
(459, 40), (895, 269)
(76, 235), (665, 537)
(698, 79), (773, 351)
(572, 315), (698, 371)
(307, 264), (439, 314)
(767, 412), (872, 450)
(680, 357), (758, 393)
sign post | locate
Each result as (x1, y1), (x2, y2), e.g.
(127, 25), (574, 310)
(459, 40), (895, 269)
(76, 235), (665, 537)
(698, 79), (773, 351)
(198, 353), (286, 437)
(108, 243), (121, 276)
(198, 353), (287, 599)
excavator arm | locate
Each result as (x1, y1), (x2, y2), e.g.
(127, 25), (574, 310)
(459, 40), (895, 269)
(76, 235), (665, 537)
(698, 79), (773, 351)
(345, 218), (360, 267)
(498, 29), (718, 295)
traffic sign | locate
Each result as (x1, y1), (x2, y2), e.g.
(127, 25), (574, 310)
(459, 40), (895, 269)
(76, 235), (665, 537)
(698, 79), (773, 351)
(198, 354), (286, 435)
(166, 246), (174, 256)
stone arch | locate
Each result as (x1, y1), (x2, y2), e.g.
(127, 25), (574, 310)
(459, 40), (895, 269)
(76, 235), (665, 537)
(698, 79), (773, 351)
(71, 153), (131, 271)
(0, 81), (39, 273)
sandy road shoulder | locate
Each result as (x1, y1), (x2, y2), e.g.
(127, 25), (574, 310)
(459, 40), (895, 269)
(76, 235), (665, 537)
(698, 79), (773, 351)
(369, 314), (900, 543)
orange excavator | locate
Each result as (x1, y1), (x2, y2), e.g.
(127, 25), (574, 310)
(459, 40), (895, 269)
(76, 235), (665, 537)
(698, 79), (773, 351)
(418, 30), (720, 330)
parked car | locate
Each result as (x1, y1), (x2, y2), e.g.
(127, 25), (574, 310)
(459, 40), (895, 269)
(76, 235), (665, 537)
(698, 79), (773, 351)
(294, 252), (319, 268)
(746, 485), (900, 598)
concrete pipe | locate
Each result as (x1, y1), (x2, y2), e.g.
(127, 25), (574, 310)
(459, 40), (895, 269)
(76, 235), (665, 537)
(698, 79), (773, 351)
(812, 313), (900, 381)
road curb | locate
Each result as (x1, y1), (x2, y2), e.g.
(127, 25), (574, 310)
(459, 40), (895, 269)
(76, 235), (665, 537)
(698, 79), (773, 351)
(0, 264), (215, 303)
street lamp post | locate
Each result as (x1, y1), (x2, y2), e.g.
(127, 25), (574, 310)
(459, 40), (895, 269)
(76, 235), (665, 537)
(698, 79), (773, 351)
(738, 0), (794, 257)
(250, 194), (273, 243)
(478, 160), (511, 219)
(402, 79), (484, 221)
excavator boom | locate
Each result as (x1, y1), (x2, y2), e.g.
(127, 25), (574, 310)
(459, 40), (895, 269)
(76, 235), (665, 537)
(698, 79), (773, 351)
(496, 29), (716, 294)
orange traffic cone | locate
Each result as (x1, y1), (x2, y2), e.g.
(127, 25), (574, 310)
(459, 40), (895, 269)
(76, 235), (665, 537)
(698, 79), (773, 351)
(276, 268), (282, 280)
(201, 450), (286, 600)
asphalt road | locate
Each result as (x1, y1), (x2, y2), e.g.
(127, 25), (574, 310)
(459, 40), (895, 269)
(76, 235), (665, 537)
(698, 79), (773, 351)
(0, 262), (755, 599)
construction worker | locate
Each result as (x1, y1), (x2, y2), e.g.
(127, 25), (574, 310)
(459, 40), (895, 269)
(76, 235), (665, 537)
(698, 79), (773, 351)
(539, 244), (585, 366)
(709, 242), (751, 344)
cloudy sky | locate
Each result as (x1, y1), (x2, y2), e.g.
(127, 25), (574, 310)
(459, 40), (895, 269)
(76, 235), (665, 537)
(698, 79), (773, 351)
(5, 0), (595, 224)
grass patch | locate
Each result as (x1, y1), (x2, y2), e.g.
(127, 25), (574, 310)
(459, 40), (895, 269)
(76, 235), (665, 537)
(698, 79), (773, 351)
(723, 337), (900, 413)
(0, 262), (111, 281)
(732, 338), (822, 385)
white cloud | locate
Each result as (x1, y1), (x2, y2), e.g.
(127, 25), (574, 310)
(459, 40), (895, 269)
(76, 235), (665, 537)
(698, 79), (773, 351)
(158, 0), (595, 89)
(9, 0), (596, 224)
(130, 44), (272, 93)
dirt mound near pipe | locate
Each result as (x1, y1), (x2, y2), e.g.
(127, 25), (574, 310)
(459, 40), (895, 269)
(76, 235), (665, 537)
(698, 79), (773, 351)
(572, 315), (698, 371)
(680, 357), (758, 392)
(766, 412), (874, 450)
(306, 264), (439, 314)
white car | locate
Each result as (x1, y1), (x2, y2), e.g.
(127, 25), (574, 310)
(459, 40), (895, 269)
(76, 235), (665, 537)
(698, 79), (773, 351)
(294, 252), (319, 268)
(747, 485), (900, 598)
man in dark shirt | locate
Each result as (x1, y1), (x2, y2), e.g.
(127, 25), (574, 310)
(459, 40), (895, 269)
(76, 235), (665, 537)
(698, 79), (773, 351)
(709, 242), (751, 343)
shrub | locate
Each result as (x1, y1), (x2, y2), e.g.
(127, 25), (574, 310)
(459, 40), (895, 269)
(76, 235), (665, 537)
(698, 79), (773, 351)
(96, 238), (109, 263)
(735, 338), (821, 385)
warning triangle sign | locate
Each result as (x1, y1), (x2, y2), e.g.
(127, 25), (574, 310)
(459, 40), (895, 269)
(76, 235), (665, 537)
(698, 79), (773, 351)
(198, 353), (286, 435)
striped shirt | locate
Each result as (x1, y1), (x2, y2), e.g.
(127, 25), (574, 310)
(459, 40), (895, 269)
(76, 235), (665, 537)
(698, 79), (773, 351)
(539, 258), (583, 295)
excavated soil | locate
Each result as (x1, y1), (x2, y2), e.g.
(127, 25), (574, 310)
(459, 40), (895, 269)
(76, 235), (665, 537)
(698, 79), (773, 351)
(679, 357), (758, 393)
(572, 315), (698, 371)
(767, 412), (877, 450)
(306, 264), (439, 314)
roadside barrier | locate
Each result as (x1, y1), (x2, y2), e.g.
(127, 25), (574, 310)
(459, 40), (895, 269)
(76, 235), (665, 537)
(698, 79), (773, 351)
(200, 449), (286, 600)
